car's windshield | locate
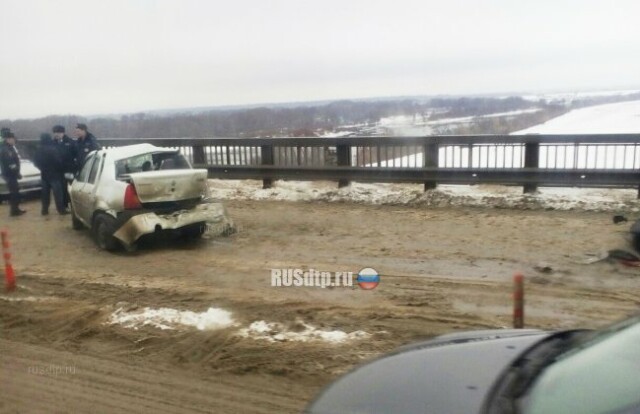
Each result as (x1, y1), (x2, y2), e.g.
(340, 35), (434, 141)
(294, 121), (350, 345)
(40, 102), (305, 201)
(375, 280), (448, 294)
(521, 317), (640, 414)
(115, 151), (190, 177)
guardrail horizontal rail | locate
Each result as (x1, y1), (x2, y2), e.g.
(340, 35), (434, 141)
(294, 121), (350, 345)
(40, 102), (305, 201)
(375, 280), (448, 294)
(18, 134), (640, 196)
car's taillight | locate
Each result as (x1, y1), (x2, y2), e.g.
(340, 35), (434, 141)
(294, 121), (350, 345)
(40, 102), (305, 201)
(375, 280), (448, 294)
(124, 183), (142, 209)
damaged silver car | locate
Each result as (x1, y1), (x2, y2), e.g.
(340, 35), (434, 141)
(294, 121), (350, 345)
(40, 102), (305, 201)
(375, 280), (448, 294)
(69, 144), (233, 251)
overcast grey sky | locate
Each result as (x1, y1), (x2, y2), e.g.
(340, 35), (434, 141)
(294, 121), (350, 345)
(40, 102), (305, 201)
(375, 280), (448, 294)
(1, 0), (639, 119)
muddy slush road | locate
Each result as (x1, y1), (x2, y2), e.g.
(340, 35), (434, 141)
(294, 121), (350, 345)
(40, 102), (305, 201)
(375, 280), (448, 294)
(1, 196), (640, 413)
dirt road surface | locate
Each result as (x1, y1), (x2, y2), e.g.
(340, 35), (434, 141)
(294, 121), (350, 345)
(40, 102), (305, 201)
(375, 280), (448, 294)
(1, 196), (640, 413)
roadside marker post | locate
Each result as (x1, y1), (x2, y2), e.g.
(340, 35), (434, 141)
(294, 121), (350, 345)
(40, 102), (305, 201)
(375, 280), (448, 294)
(513, 273), (524, 329)
(1, 229), (16, 292)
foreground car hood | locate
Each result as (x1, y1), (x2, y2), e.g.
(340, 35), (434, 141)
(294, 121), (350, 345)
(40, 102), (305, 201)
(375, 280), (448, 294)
(306, 329), (549, 414)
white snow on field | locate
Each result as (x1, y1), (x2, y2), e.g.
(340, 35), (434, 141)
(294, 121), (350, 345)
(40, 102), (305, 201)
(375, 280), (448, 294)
(238, 320), (370, 343)
(208, 179), (640, 212)
(513, 100), (640, 134)
(370, 141), (640, 170)
(109, 306), (236, 331)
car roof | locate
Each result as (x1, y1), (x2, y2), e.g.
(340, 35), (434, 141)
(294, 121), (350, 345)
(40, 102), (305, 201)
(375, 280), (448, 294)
(101, 144), (179, 161)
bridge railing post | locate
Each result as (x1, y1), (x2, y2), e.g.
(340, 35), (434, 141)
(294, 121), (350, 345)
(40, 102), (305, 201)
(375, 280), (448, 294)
(523, 142), (540, 194)
(336, 144), (352, 188)
(261, 144), (274, 189)
(192, 145), (206, 166)
(423, 142), (439, 191)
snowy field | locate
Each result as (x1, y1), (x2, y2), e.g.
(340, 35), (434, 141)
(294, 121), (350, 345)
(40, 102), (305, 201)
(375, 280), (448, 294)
(513, 100), (640, 134)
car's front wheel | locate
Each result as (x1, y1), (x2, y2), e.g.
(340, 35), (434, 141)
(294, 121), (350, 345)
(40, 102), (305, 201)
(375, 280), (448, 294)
(93, 214), (120, 251)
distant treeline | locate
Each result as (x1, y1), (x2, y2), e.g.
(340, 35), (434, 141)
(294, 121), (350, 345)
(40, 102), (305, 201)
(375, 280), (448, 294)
(3, 93), (640, 140)
(447, 105), (569, 135)
(429, 96), (536, 120)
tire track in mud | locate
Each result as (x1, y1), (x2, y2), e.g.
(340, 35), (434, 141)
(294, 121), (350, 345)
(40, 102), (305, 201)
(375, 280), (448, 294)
(0, 339), (307, 414)
(0, 275), (393, 392)
(2, 272), (639, 413)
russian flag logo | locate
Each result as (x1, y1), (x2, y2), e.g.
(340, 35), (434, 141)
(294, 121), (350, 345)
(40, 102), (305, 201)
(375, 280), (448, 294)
(357, 267), (380, 290)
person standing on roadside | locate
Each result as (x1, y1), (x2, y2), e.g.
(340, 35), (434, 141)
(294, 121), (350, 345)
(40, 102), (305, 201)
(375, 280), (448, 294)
(0, 127), (11, 145)
(34, 133), (67, 216)
(0, 132), (26, 216)
(52, 125), (76, 208)
(74, 123), (100, 171)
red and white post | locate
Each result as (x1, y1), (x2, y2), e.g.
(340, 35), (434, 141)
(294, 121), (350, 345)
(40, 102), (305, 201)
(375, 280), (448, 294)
(1, 229), (16, 292)
(513, 272), (524, 329)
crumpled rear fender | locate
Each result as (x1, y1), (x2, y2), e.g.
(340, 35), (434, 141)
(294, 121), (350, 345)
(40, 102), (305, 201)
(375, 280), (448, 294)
(113, 200), (233, 246)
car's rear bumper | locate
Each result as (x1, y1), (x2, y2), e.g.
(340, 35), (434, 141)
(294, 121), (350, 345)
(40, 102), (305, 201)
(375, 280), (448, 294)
(112, 200), (233, 246)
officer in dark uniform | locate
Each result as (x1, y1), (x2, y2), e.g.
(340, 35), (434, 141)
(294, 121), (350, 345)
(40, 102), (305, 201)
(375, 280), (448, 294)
(52, 125), (76, 208)
(0, 132), (26, 216)
(73, 123), (100, 171)
(0, 127), (11, 145)
(34, 133), (67, 215)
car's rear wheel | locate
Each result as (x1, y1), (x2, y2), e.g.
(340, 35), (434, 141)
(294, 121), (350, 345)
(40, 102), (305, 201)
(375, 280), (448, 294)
(93, 214), (120, 251)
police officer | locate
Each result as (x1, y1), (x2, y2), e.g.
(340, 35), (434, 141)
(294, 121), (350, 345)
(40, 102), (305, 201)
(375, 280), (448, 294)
(74, 123), (100, 171)
(52, 125), (76, 208)
(0, 127), (11, 145)
(34, 133), (67, 215)
(0, 132), (26, 216)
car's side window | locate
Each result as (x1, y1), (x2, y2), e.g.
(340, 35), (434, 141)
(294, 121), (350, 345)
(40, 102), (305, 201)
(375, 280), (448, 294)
(77, 155), (95, 183)
(87, 156), (102, 184)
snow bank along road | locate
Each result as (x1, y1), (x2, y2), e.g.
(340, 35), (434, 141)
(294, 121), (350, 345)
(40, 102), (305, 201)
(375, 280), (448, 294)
(1, 197), (640, 413)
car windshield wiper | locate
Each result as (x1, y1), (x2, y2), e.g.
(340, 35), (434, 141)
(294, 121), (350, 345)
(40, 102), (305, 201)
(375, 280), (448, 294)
(486, 330), (587, 414)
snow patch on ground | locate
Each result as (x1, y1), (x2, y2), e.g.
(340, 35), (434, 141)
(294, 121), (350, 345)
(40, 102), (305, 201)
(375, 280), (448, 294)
(0, 295), (57, 302)
(109, 307), (236, 331)
(107, 306), (369, 343)
(208, 179), (640, 212)
(238, 320), (370, 343)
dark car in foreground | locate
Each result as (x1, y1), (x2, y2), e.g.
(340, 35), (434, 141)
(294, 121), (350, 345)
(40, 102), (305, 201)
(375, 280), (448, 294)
(306, 315), (640, 414)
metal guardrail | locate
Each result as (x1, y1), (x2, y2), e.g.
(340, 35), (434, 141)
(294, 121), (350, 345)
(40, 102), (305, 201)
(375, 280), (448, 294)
(19, 135), (640, 195)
